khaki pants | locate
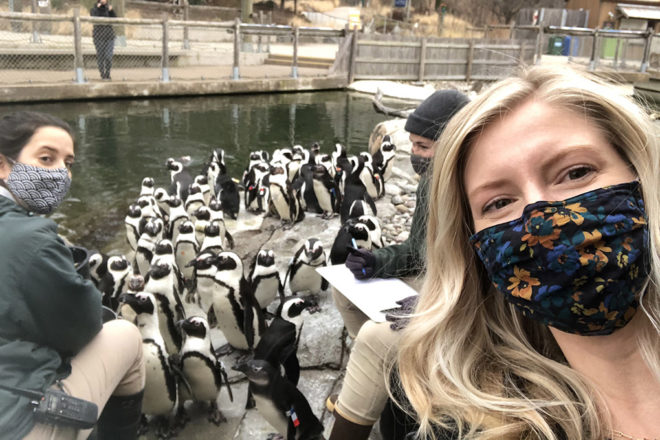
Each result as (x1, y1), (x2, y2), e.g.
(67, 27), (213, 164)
(24, 319), (145, 440)
(331, 287), (401, 425)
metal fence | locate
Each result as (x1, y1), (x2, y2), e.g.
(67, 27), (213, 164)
(0, 10), (344, 85)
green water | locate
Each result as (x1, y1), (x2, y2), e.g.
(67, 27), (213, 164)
(1, 91), (390, 253)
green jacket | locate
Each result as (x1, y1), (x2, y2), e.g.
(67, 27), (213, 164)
(0, 196), (102, 440)
(372, 175), (428, 278)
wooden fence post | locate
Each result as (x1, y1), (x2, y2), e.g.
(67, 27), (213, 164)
(640, 28), (652, 73)
(233, 18), (241, 80)
(418, 38), (426, 81)
(465, 39), (474, 81)
(292, 26), (299, 78)
(348, 27), (358, 83)
(73, 8), (85, 83)
(161, 13), (170, 82)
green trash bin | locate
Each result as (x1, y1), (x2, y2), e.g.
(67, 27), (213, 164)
(547, 36), (564, 55)
(602, 37), (619, 59)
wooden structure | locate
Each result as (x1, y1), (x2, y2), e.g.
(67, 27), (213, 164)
(566, 0), (660, 30)
(345, 34), (535, 82)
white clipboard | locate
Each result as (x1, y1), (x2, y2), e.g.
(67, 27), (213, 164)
(316, 264), (418, 322)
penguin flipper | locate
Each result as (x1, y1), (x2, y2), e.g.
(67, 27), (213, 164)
(215, 362), (234, 402)
(169, 353), (194, 397)
(225, 230), (235, 249)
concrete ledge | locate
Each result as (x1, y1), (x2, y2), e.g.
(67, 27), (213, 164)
(0, 75), (349, 103)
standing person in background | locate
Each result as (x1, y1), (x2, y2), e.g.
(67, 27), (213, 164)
(0, 111), (145, 440)
(326, 90), (469, 440)
(90, 0), (117, 80)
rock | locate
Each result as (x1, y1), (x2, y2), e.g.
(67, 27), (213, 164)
(384, 183), (402, 196)
(396, 204), (409, 214)
(391, 195), (403, 205)
(367, 118), (410, 155)
(405, 200), (416, 209)
(396, 231), (410, 242)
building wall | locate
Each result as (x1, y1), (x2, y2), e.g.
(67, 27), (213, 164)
(566, 0), (601, 27)
(566, 0), (660, 28)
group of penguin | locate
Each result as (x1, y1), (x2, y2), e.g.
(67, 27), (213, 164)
(85, 137), (397, 439)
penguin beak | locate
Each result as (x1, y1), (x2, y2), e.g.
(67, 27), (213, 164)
(232, 362), (248, 374)
(185, 259), (196, 268)
(175, 319), (185, 329)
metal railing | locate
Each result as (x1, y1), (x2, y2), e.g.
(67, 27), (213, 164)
(0, 10), (345, 85)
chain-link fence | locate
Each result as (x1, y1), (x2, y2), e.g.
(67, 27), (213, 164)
(0, 11), (345, 85)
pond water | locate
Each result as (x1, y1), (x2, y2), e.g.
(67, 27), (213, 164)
(1, 91), (391, 253)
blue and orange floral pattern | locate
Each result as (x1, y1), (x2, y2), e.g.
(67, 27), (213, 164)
(469, 181), (649, 335)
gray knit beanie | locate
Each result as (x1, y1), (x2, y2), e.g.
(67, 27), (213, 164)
(405, 89), (469, 140)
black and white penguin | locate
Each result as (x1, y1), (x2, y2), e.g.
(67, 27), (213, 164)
(331, 142), (350, 172)
(167, 196), (189, 243)
(372, 135), (396, 181)
(292, 163), (322, 214)
(135, 217), (164, 277)
(140, 177), (155, 197)
(285, 238), (328, 295)
(186, 251), (218, 315)
(119, 292), (178, 438)
(233, 359), (324, 440)
(248, 249), (284, 311)
(269, 165), (304, 225)
(271, 148), (293, 166)
(358, 214), (386, 249)
(154, 188), (171, 218)
(144, 261), (185, 355)
(192, 206), (212, 246)
(315, 153), (334, 178)
(253, 296), (313, 386)
(311, 165), (341, 219)
(175, 316), (233, 426)
(204, 206), (234, 249)
(88, 251), (112, 296)
(214, 174), (240, 220)
(185, 183), (206, 217)
(340, 159), (377, 224)
(124, 204), (142, 253)
(359, 157), (384, 200)
(167, 157), (194, 202)
(200, 220), (225, 255)
(212, 251), (266, 351)
(329, 218), (372, 265)
(194, 175), (212, 206)
(136, 194), (161, 221)
(106, 255), (131, 311)
(245, 162), (270, 214)
(174, 221), (198, 284)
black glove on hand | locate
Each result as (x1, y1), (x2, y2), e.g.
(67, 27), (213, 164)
(383, 295), (418, 331)
(345, 248), (376, 280)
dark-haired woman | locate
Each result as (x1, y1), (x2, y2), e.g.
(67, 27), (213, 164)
(0, 111), (145, 440)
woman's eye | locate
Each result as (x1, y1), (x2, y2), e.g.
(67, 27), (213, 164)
(483, 198), (512, 213)
(40, 156), (52, 164)
(565, 166), (593, 181)
(65, 162), (74, 170)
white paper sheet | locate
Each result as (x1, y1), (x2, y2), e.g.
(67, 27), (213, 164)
(316, 264), (418, 322)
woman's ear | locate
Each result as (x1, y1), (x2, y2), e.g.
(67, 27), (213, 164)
(0, 155), (11, 180)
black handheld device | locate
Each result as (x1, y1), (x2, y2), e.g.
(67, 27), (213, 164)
(0, 383), (98, 429)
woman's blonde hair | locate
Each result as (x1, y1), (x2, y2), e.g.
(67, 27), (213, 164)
(396, 65), (660, 439)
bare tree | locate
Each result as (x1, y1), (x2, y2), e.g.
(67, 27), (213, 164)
(443, 0), (566, 25)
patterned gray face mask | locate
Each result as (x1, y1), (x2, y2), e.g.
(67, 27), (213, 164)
(5, 159), (71, 214)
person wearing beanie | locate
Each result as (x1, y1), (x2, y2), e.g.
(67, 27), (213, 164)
(327, 90), (469, 440)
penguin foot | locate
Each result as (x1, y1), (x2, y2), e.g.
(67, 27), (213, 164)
(214, 343), (235, 357)
(138, 414), (150, 436)
(154, 416), (176, 439)
(266, 433), (285, 440)
(207, 401), (227, 425)
(174, 406), (190, 432)
(245, 392), (256, 409)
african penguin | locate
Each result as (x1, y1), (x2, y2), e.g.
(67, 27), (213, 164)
(145, 261), (185, 355)
(194, 175), (212, 206)
(175, 316), (233, 426)
(233, 359), (324, 440)
(285, 238), (328, 295)
(192, 206), (212, 246)
(248, 249), (284, 311)
(214, 174), (240, 220)
(311, 165), (341, 219)
(253, 296), (314, 386)
(372, 135), (396, 181)
(174, 221), (198, 284)
(200, 220), (225, 255)
(119, 292), (178, 438)
(212, 251), (266, 351)
(106, 255), (131, 311)
(140, 177), (155, 196)
(185, 183), (206, 217)
(135, 217), (164, 277)
(358, 214), (386, 249)
(186, 251), (218, 315)
(125, 204), (142, 252)
(269, 164), (304, 225)
(167, 197), (188, 243)
(167, 157), (193, 202)
(329, 218), (373, 265)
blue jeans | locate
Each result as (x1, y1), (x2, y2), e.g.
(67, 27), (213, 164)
(94, 37), (115, 79)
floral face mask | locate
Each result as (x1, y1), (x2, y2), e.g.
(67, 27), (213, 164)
(469, 181), (649, 336)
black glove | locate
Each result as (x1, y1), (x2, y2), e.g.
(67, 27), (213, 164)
(383, 295), (418, 331)
(345, 248), (376, 280)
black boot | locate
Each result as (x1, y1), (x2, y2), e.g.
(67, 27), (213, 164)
(96, 390), (144, 440)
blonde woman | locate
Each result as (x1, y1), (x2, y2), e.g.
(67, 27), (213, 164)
(397, 66), (660, 439)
